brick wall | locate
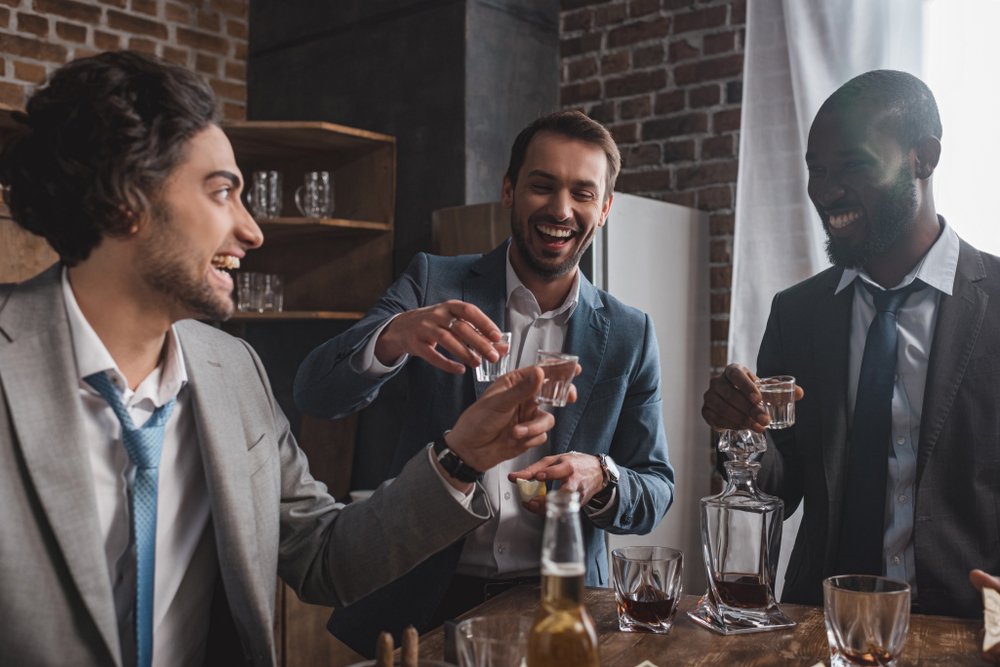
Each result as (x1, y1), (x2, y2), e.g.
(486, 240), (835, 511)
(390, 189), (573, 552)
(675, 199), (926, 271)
(0, 0), (248, 120)
(560, 0), (745, 373)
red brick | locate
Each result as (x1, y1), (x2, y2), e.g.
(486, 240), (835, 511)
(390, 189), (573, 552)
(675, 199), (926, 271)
(223, 101), (245, 121)
(94, 29), (121, 50)
(632, 43), (663, 68)
(710, 238), (731, 263)
(165, 2), (190, 22)
(714, 108), (742, 132)
(702, 135), (733, 159)
(55, 20), (87, 42)
(659, 190), (696, 207)
(195, 52), (219, 75)
(16, 11), (48, 36)
(675, 53), (743, 84)
(668, 38), (699, 62)
(562, 7), (592, 32)
(233, 40), (246, 59)
(226, 18), (246, 40)
(662, 138), (695, 162)
(726, 79), (742, 104)
(607, 17), (670, 48)
(210, 0), (246, 16)
(197, 9), (221, 31)
(674, 5), (727, 33)
(0, 7), (9, 27)
(710, 344), (728, 369)
(567, 56), (598, 81)
(0, 0), (20, 6)
(586, 101), (615, 124)
(13, 60), (46, 83)
(0, 80), (25, 107)
(99, 0), (128, 7)
(0, 32), (67, 61)
(560, 79), (602, 106)
(624, 144), (661, 167)
(562, 0), (614, 10)
(731, 0), (746, 25)
(605, 69), (666, 98)
(629, 0), (660, 18)
(710, 265), (732, 289)
(107, 9), (168, 39)
(609, 122), (638, 144)
(131, 0), (157, 16)
(710, 291), (731, 314)
(74, 47), (99, 58)
(677, 161), (738, 188)
(704, 30), (736, 55)
(709, 213), (734, 235)
(698, 184), (735, 210)
(662, 0), (695, 9)
(34, 0), (101, 22)
(710, 318), (729, 340)
(210, 78), (245, 101)
(689, 84), (720, 108)
(642, 112), (707, 139)
(601, 50), (629, 75)
(654, 90), (684, 114)
(224, 60), (245, 81)
(619, 94), (651, 120)
(594, 2), (626, 27)
(617, 168), (672, 192)
(128, 36), (156, 54)
(176, 26), (228, 54)
(161, 46), (188, 66)
(561, 32), (602, 58)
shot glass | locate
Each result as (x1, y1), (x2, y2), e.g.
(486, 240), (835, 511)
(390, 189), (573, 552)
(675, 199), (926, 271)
(612, 546), (683, 634)
(260, 273), (284, 312)
(474, 332), (512, 383)
(455, 615), (532, 667)
(824, 575), (911, 667)
(757, 375), (796, 429)
(535, 351), (578, 407)
(235, 271), (256, 312)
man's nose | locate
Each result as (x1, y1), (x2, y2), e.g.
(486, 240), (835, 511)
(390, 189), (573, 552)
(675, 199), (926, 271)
(546, 189), (573, 222)
(813, 178), (846, 208)
(236, 199), (264, 249)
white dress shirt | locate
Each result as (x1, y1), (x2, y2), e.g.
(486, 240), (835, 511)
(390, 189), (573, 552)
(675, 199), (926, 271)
(63, 270), (215, 667)
(835, 221), (960, 597)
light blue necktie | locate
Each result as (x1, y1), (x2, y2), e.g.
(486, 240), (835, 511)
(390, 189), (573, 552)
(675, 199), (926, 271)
(836, 279), (923, 576)
(86, 371), (176, 667)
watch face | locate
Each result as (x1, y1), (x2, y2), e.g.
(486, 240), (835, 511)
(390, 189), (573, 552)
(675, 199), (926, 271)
(602, 454), (619, 484)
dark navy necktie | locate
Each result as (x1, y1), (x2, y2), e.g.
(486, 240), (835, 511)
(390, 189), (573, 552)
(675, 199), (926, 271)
(86, 371), (176, 667)
(835, 279), (924, 576)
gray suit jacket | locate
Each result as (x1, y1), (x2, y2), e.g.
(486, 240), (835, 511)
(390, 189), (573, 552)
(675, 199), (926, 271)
(756, 238), (1000, 618)
(294, 242), (673, 652)
(0, 266), (491, 666)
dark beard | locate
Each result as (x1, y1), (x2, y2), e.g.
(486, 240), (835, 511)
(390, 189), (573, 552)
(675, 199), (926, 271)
(139, 203), (234, 321)
(510, 212), (590, 280)
(824, 168), (918, 269)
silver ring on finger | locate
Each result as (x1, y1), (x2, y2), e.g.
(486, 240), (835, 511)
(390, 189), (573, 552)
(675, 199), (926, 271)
(447, 317), (458, 330)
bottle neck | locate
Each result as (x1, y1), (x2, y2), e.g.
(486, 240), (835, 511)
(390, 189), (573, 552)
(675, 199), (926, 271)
(540, 490), (586, 609)
(722, 460), (762, 494)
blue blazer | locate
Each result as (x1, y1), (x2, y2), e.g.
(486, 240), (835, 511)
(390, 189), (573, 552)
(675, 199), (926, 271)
(295, 241), (674, 653)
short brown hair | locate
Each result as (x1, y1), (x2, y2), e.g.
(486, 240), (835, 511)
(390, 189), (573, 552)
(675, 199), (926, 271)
(505, 110), (621, 199)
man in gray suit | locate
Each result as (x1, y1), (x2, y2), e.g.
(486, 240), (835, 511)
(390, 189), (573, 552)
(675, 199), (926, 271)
(295, 110), (674, 652)
(701, 70), (1000, 618)
(0, 51), (558, 666)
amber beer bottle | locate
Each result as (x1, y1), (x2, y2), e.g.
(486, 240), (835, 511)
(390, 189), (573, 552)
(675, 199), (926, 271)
(527, 489), (600, 667)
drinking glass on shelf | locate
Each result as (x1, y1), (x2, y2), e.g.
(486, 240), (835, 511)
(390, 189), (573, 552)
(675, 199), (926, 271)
(261, 274), (283, 312)
(294, 170), (333, 218)
(824, 575), (911, 667)
(247, 171), (282, 220)
(535, 351), (578, 407)
(475, 332), (512, 383)
(612, 546), (683, 634)
(756, 375), (796, 429)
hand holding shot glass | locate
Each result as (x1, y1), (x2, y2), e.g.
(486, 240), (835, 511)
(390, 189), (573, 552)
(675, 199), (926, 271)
(474, 332), (511, 383)
(535, 351), (579, 407)
(756, 375), (796, 429)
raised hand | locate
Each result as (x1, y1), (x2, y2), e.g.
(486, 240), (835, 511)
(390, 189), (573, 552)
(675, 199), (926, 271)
(701, 363), (804, 433)
(508, 451), (605, 514)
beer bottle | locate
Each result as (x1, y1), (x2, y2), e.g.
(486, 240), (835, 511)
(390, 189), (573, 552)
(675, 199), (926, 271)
(527, 489), (600, 667)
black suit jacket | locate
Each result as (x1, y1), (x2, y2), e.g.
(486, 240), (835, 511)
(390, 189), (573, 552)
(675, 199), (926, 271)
(756, 238), (1000, 618)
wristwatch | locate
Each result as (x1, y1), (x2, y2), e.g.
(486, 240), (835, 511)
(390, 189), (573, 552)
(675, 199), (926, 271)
(433, 433), (484, 484)
(589, 453), (620, 508)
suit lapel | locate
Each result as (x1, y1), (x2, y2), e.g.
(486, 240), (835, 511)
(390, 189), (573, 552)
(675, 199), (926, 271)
(917, 241), (987, 484)
(464, 243), (510, 399)
(178, 324), (268, 640)
(551, 277), (608, 453)
(0, 268), (122, 665)
(812, 268), (852, 562)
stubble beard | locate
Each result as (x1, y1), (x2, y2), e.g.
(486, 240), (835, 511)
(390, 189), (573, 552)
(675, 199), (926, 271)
(824, 167), (918, 269)
(138, 202), (234, 321)
(510, 210), (591, 280)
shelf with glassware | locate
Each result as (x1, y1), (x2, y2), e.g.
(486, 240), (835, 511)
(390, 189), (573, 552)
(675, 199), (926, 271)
(222, 120), (395, 322)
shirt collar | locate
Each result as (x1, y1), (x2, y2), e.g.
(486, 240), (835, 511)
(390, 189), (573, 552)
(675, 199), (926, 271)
(61, 267), (188, 405)
(504, 244), (580, 322)
(834, 217), (960, 296)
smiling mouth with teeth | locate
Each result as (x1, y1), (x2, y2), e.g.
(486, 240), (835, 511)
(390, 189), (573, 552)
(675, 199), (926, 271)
(537, 224), (575, 239)
(211, 255), (240, 271)
(827, 210), (861, 230)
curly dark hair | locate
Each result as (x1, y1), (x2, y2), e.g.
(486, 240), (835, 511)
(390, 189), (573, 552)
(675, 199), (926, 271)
(0, 50), (220, 265)
(505, 110), (621, 199)
(821, 69), (943, 148)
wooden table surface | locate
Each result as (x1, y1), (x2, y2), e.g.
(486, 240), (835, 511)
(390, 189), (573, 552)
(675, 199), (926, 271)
(416, 585), (984, 666)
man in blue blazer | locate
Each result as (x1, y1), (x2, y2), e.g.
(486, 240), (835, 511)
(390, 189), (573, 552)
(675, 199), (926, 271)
(295, 110), (674, 654)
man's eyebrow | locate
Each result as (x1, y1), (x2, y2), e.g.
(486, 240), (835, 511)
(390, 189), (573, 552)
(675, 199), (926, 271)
(206, 170), (241, 189)
(525, 169), (599, 189)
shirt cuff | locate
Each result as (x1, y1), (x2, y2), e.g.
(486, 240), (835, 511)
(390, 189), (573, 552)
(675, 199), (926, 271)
(583, 486), (618, 518)
(426, 443), (475, 508)
(350, 314), (409, 377)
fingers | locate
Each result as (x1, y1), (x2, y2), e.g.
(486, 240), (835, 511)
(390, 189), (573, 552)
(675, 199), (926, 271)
(970, 569), (1000, 593)
(701, 363), (769, 431)
(439, 300), (502, 361)
(481, 366), (545, 405)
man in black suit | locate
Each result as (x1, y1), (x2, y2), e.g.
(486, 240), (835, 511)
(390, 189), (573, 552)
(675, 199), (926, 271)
(701, 69), (1000, 618)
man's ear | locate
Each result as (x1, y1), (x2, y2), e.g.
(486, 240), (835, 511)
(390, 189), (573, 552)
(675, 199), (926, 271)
(501, 176), (514, 208)
(914, 136), (941, 180)
(598, 191), (613, 228)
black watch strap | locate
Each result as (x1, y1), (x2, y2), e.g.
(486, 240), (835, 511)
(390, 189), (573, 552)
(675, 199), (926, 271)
(433, 434), (484, 483)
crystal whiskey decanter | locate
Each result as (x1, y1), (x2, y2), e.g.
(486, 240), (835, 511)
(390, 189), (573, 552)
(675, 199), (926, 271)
(688, 429), (796, 634)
